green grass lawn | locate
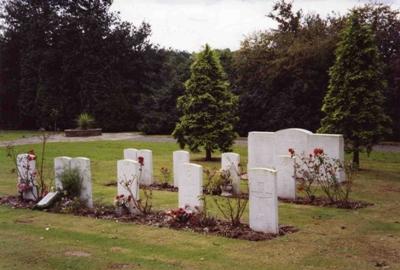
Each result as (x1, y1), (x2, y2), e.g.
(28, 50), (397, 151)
(0, 130), (44, 142)
(0, 139), (399, 270)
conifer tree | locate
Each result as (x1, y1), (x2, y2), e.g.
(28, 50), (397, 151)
(173, 44), (238, 161)
(319, 11), (391, 168)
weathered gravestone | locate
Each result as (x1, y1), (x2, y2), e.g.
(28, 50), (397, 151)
(248, 128), (345, 199)
(275, 155), (296, 200)
(123, 149), (153, 186)
(124, 148), (138, 161)
(248, 168), (279, 234)
(54, 156), (72, 190)
(117, 159), (140, 213)
(179, 163), (203, 210)
(221, 152), (241, 194)
(137, 149), (153, 186)
(173, 150), (190, 188)
(17, 153), (38, 201)
(54, 156), (93, 208)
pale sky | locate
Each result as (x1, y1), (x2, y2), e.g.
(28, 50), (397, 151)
(111, 0), (400, 52)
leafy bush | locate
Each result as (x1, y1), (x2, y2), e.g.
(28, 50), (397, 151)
(77, 113), (94, 130)
(291, 148), (354, 204)
(59, 168), (82, 198)
(204, 168), (247, 226)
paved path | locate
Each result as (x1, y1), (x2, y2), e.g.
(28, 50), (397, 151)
(0, 132), (398, 152)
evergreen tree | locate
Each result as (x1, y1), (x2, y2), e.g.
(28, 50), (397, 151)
(319, 12), (391, 168)
(173, 44), (238, 161)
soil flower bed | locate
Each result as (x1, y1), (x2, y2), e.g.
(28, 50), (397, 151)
(0, 195), (298, 241)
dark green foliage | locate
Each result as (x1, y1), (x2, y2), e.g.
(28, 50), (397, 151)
(138, 50), (192, 134)
(234, 4), (342, 135)
(319, 12), (391, 167)
(59, 168), (82, 199)
(173, 44), (238, 160)
(0, 0), (162, 131)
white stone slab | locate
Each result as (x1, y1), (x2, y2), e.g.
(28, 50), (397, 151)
(137, 150), (153, 186)
(117, 159), (140, 200)
(276, 155), (296, 200)
(70, 157), (93, 208)
(17, 153), (38, 201)
(173, 150), (190, 188)
(221, 152), (241, 194)
(248, 128), (345, 183)
(179, 163), (203, 210)
(248, 132), (275, 170)
(36, 191), (59, 208)
(54, 156), (72, 191)
(124, 148), (138, 161)
(248, 168), (279, 234)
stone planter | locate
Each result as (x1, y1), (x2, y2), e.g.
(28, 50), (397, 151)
(64, 128), (102, 137)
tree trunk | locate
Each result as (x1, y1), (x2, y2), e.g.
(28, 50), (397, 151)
(205, 148), (212, 161)
(353, 149), (360, 169)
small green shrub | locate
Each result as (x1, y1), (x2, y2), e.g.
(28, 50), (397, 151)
(59, 168), (82, 198)
(77, 113), (94, 130)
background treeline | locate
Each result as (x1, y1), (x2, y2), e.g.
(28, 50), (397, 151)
(0, 1), (399, 140)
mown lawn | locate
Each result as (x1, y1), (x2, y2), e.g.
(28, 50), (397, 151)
(0, 130), (44, 142)
(0, 139), (399, 270)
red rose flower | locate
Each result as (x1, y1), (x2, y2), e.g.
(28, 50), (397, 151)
(138, 156), (144, 166)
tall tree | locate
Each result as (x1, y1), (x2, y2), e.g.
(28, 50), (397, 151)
(173, 44), (238, 161)
(319, 12), (391, 168)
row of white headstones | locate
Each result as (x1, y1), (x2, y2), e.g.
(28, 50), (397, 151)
(17, 128), (344, 234)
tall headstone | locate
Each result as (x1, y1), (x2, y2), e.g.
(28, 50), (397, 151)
(248, 128), (345, 183)
(248, 168), (279, 234)
(70, 157), (93, 208)
(137, 150), (153, 186)
(275, 155), (296, 200)
(54, 156), (72, 190)
(17, 153), (38, 201)
(179, 163), (203, 210)
(173, 150), (190, 188)
(124, 148), (138, 161)
(221, 152), (241, 194)
(117, 159), (140, 213)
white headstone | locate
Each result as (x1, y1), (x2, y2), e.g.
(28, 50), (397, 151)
(179, 163), (203, 210)
(221, 152), (241, 194)
(54, 156), (72, 190)
(70, 157), (93, 208)
(173, 150), (190, 188)
(17, 153), (38, 201)
(117, 159), (140, 200)
(276, 155), (296, 200)
(137, 150), (153, 186)
(248, 128), (345, 184)
(124, 148), (138, 161)
(248, 168), (279, 234)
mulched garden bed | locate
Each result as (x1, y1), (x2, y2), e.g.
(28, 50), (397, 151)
(103, 180), (372, 210)
(0, 195), (298, 241)
(279, 197), (373, 209)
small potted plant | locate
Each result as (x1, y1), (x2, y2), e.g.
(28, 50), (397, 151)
(64, 113), (102, 137)
(114, 194), (132, 216)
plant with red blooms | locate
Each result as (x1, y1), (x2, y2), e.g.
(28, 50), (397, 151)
(138, 156), (144, 166)
(165, 207), (194, 224)
(118, 170), (153, 215)
(113, 194), (132, 209)
(289, 148), (354, 204)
